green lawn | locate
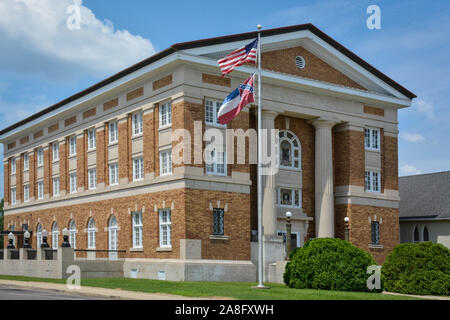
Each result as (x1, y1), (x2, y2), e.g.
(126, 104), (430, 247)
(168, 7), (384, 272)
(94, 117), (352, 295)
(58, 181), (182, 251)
(0, 275), (420, 300)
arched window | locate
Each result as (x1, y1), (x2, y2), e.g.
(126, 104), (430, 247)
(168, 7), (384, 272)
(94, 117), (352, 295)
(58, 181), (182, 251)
(87, 218), (96, 249)
(36, 224), (42, 248)
(423, 226), (429, 242)
(109, 216), (118, 260)
(51, 222), (59, 249)
(279, 130), (301, 170)
(413, 226), (420, 243)
(69, 220), (77, 249)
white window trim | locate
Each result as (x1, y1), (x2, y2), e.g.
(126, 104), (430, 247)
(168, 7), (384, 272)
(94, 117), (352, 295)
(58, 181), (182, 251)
(69, 221), (77, 249)
(37, 148), (44, 167)
(52, 142), (59, 162)
(365, 170), (381, 193)
(205, 99), (226, 128)
(159, 101), (172, 129)
(159, 209), (172, 248)
(133, 157), (144, 181)
(88, 128), (96, 151)
(69, 173), (77, 194)
(279, 130), (302, 171)
(23, 154), (29, 171)
(53, 177), (60, 197)
(37, 181), (44, 200)
(365, 128), (380, 151)
(23, 184), (30, 202)
(109, 163), (119, 186)
(88, 168), (97, 190)
(205, 148), (227, 176)
(132, 211), (143, 249)
(87, 219), (96, 249)
(277, 187), (302, 208)
(132, 111), (143, 136)
(69, 136), (77, 156)
(52, 224), (59, 250)
(109, 121), (118, 144)
(11, 158), (16, 175)
(11, 188), (16, 205)
(159, 150), (172, 176)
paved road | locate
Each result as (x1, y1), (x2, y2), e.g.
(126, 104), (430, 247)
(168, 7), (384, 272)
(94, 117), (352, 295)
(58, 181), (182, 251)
(0, 285), (105, 300)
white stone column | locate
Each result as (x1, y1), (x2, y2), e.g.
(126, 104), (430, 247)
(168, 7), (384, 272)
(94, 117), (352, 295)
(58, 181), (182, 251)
(261, 110), (278, 236)
(310, 118), (336, 238)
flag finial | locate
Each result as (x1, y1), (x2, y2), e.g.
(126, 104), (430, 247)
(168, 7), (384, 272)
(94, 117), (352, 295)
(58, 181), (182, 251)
(257, 24), (262, 30)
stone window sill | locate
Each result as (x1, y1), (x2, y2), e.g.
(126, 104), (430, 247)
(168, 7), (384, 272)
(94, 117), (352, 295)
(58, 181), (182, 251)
(209, 235), (229, 240)
(156, 247), (172, 252)
(369, 244), (384, 249)
(129, 248), (143, 252)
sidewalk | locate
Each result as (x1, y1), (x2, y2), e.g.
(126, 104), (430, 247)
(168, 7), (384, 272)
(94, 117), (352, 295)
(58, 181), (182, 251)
(0, 279), (232, 300)
(383, 291), (449, 301)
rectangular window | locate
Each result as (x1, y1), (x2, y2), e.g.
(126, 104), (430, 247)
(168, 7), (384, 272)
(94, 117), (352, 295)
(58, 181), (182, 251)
(52, 142), (59, 161)
(160, 150), (172, 176)
(11, 158), (16, 174)
(53, 177), (60, 196)
(132, 211), (143, 248)
(365, 170), (381, 192)
(88, 128), (96, 150)
(37, 148), (44, 166)
(69, 136), (77, 156)
(133, 157), (144, 181)
(213, 208), (224, 236)
(11, 188), (16, 205)
(205, 149), (227, 175)
(38, 181), (44, 200)
(364, 128), (380, 151)
(205, 99), (225, 126)
(277, 188), (302, 208)
(70, 173), (77, 193)
(109, 121), (118, 144)
(24, 185), (30, 202)
(132, 111), (143, 135)
(88, 168), (97, 190)
(159, 101), (172, 127)
(109, 163), (118, 185)
(159, 209), (172, 247)
(24, 153), (29, 171)
(371, 221), (380, 245)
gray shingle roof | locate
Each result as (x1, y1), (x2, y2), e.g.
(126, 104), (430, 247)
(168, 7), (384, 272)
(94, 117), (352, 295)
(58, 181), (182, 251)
(399, 171), (450, 219)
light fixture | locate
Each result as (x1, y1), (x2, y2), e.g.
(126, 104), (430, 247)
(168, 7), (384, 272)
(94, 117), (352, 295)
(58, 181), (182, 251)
(286, 211), (292, 218)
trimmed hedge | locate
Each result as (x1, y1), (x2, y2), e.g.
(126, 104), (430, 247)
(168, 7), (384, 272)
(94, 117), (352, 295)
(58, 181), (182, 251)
(382, 242), (450, 296)
(284, 238), (379, 292)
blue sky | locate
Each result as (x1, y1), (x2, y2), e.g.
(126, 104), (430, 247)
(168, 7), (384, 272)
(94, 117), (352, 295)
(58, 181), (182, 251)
(1, 0), (450, 197)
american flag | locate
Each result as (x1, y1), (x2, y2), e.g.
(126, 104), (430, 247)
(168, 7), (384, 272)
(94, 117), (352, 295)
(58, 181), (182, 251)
(217, 39), (258, 76)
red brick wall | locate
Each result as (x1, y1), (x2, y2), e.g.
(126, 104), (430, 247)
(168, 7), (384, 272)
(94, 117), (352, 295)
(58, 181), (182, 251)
(143, 109), (155, 175)
(334, 129), (365, 187)
(29, 152), (36, 200)
(43, 147), (50, 197)
(118, 119), (129, 181)
(60, 140), (68, 194)
(384, 135), (398, 190)
(96, 127), (106, 185)
(77, 134), (86, 190)
(4, 161), (10, 205)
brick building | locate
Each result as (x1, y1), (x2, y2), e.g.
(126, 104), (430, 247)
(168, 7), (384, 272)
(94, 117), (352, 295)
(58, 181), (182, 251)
(0, 24), (415, 279)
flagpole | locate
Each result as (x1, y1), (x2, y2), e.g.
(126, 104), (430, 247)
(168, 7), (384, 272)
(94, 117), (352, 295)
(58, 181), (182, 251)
(256, 24), (266, 289)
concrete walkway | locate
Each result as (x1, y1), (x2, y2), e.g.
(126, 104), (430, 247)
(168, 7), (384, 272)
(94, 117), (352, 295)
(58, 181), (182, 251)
(0, 279), (231, 300)
(383, 291), (450, 300)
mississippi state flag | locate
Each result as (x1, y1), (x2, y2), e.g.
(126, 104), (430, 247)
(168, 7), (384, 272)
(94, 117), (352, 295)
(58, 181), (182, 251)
(217, 39), (258, 76)
(218, 74), (255, 125)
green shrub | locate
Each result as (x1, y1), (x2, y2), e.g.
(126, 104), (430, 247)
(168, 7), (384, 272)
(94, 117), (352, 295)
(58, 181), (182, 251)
(284, 238), (379, 292)
(382, 242), (450, 296)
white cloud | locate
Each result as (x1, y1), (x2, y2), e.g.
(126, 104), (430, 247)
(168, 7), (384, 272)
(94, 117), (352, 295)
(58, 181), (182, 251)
(0, 0), (155, 80)
(400, 164), (422, 176)
(413, 99), (435, 120)
(400, 132), (426, 143)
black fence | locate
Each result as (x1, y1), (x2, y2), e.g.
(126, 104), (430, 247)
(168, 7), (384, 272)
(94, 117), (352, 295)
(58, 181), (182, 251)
(44, 249), (57, 260)
(9, 250), (19, 260)
(26, 249), (37, 260)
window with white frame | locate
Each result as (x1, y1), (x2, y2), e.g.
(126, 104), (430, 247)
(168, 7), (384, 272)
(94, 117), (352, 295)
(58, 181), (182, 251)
(69, 220), (76, 249)
(51, 222), (59, 249)
(69, 136), (77, 156)
(11, 188), (16, 205)
(109, 163), (118, 185)
(24, 184), (30, 202)
(88, 128), (96, 150)
(205, 148), (226, 175)
(88, 168), (97, 190)
(133, 157), (144, 181)
(37, 181), (44, 200)
(52, 142), (59, 161)
(365, 170), (381, 192)
(371, 221), (380, 245)
(11, 158), (16, 174)
(364, 128), (380, 151)
(205, 99), (225, 126)
(109, 121), (118, 144)
(132, 111), (143, 135)
(53, 177), (60, 196)
(24, 153), (29, 171)
(277, 188), (301, 208)
(159, 101), (172, 127)
(69, 173), (77, 193)
(132, 211), (143, 248)
(36, 224), (42, 248)
(37, 148), (44, 166)
(159, 209), (171, 247)
(160, 150), (172, 176)
(87, 218), (96, 249)
(279, 130), (301, 170)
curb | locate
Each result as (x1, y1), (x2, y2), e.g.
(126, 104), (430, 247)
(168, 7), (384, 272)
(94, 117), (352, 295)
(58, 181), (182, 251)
(383, 291), (449, 300)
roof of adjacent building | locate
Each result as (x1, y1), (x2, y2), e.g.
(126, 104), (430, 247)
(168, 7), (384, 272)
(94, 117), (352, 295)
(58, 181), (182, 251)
(0, 23), (416, 136)
(399, 171), (450, 219)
